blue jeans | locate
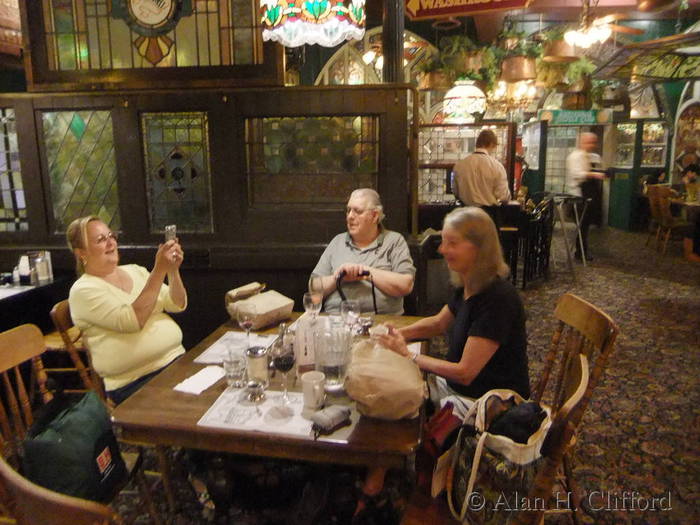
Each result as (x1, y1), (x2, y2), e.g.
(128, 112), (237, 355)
(107, 363), (170, 405)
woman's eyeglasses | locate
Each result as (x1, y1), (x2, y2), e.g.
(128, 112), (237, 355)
(94, 231), (119, 244)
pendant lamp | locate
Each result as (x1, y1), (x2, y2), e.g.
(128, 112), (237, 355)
(261, 0), (366, 48)
(443, 81), (487, 123)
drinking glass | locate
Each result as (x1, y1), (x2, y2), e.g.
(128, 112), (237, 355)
(237, 303), (257, 347)
(340, 300), (360, 332)
(223, 340), (247, 388)
(303, 292), (322, 323)
(271, 338), (296, 413)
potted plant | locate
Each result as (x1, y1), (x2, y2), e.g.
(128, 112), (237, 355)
(565, 57), (596, 91)
(498, 27), (525, 52)
(417, 56), (452, 91)
(500, 41), (541, 82)
(440, 35), (483, 75)
(542, 25), (578, 63)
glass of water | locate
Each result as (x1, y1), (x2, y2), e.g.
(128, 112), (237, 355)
(223, 340), (247, 388)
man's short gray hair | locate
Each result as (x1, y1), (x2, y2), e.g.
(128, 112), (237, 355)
(350, 188), (385, 222)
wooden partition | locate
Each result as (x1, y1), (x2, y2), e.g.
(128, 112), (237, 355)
(0, 85), (417, 345)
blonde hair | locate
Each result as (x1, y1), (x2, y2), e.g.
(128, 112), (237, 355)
(443, 207), (509, 294)
(66, 215), (101, 275)
(349, 188), (385, 223)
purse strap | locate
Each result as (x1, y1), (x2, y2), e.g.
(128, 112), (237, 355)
(335, 270), (378, 314)
(447, 428), (488, 521)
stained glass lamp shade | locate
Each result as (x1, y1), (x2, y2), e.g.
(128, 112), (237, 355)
(261, 0), (366, 48)
(443, 81), (487, 124)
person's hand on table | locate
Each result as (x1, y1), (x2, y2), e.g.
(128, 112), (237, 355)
(377, 325), (409, 357)
(334, 263), (371, 282)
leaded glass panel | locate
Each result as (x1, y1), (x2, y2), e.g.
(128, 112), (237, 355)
(42, 0), (261, 70)
(246, 116), (379, 205)
(42, 110), (120, 232)
(141, 112), (213, 233)
(0, 109), (27, 233)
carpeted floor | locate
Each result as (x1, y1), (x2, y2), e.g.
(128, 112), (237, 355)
(114, 226), (700, 524)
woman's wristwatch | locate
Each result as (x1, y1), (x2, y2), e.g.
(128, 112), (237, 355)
(408, 349), (419, 363)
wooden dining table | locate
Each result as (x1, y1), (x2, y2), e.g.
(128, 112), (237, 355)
(111, 314), (426, 470)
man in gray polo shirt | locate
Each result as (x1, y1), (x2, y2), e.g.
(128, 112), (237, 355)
(310, 188), (415, 315)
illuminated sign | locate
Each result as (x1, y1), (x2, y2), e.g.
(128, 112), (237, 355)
(405, 0), (531, 21)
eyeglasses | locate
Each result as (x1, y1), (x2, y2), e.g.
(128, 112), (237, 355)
(346, 206), (370, 216)
(93, 231), (119, 244)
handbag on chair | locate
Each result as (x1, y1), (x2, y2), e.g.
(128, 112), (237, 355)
(446, 389), (552, 524)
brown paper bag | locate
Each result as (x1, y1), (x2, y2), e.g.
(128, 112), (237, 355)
(345, 340), (427, 420)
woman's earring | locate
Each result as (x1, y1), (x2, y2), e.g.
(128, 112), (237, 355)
(81, 256), (87, 266)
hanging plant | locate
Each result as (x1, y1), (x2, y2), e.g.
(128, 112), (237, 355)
(566, 57), (597, 85)
(536, 59), (568, 89)
(542, 24), (578, 63)
(417, 56), (452, 91)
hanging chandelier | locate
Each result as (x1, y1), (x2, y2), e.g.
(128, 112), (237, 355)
(261, 0), (366, 48)
(443, 81), (487, 124)
(564, 0), (613, 49)
(488, 80), (539, 112)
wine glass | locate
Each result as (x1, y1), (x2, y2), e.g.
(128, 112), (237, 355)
(271, 338), (296, 414)
(340, 300), (360, 332)
(303, 292), (322, 323)
(237, 303), (257, 347)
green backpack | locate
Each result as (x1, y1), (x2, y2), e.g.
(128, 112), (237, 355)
(22, 391), (128, 502)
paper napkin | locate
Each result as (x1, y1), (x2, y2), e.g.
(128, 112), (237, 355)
(173, 366), (225, 395)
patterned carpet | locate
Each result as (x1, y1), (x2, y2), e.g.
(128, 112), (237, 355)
(114, 227), (700, 524)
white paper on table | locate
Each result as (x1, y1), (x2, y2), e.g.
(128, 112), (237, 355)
(173, 366), (225, 394)
(294, 312), (321, 367)
(407, 342), (421, 356)
(197, 388), (358, 442)
(194, 332), (277, 364)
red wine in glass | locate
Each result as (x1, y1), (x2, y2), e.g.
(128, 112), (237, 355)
(273, 354), (295, 373)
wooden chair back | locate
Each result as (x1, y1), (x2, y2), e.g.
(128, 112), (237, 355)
(532, 293), (618, 429)
(0, 454), (123, 525)
(0, 325), (52, 465)
(49, 300), (105, 399)
(655, 185), (677, 228)
(645, 184), (661, 224)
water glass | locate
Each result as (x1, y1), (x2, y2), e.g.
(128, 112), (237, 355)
(223, 341), (247, 388)
(303, 292), (322, 321)
(340, 300), (360, 331)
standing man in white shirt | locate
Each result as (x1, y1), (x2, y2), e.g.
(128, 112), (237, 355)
(565, 132), (605, 261)
(452, 129), (511, 207)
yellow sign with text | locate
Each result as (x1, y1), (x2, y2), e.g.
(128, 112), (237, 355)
(405, 0), (531, 20)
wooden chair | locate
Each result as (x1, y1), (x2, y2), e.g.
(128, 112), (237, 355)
(0, 454), (124, 525)
(655, 186), (690, 255)
(644, 184), (662, 248)
(46, 300), (103, 397)
(49, 300), (177, 513)
(513, 293), (619, 525)
(0, 324), (163, 525)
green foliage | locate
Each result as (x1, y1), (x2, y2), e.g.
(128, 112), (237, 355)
(439, 35), (478, 55)
(439, 35), (479, 56)
(542, 24), (570, 42)
(536, 59), (568, 89)
(417, 55), (445, 73)
(504, 40), (542, 58)
(566, 57), (596, 84)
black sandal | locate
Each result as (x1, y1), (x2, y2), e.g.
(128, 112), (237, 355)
(352, 490), (400, 525)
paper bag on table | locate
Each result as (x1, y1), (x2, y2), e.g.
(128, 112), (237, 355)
(345, 339), (427, 420)
(225, 283), (294, 331)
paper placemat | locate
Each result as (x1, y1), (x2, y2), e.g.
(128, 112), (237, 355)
(198, 388), (358, 442)
(195, 332), (277, 364)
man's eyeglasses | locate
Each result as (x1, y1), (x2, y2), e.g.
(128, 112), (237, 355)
(346, 207), (370, 216)
(94, 231), (119, 244)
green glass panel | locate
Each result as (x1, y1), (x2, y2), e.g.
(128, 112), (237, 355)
(53, 5), (75, 33)
(246, 116), (380, 204)
(69, 113), (87, 140)
(57, 34), (77, 70)
(141, 112), (213, 233)
(42, 110), (120, 231)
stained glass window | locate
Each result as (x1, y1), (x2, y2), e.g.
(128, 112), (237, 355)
(41, 110), (120, 231)
(0, 108), (27, 232)
(42, 0), (261, 70)
(141, 112), (213, 233)
(246, 116), (379, 205)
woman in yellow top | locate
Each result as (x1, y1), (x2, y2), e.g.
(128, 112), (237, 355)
(67, 215), (187, 405)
